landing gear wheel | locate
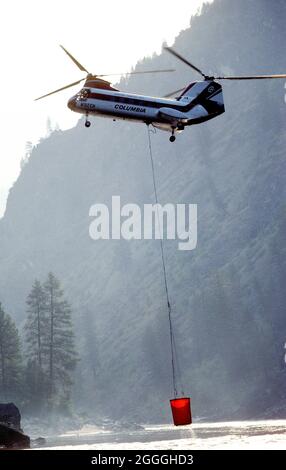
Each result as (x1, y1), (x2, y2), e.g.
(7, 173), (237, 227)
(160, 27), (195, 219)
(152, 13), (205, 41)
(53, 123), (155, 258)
(85, 120), (91, 128)
(169, 127), (176, 142)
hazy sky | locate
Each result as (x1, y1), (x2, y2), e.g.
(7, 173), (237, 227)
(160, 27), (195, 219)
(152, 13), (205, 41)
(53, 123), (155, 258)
(0, 0), (212, 217)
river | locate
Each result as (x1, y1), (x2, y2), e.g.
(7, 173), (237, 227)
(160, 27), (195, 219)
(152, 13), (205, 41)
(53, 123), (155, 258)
(33, 419), (286, 450)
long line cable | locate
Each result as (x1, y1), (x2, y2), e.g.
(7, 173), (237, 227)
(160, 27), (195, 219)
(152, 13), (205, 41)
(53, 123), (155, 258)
(147, 126), (178, 398)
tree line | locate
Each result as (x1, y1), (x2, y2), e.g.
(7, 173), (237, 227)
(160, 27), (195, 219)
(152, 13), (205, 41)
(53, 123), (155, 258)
(0, 273), (78, 415)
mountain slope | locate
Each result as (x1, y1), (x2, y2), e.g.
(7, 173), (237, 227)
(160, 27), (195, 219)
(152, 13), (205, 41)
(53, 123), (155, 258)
(1, 0), (286, 421)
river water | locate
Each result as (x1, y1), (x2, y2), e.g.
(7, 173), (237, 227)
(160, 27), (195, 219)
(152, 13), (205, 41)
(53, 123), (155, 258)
(34, 420), (286, 450)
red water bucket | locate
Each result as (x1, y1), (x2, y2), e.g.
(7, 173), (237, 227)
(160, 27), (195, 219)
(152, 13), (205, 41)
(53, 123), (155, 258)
(170, 397), (192, 426)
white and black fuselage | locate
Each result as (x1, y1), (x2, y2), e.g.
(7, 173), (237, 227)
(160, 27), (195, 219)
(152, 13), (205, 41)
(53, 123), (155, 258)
(68, 78), (225, 135)
(37, 45), (286, 140)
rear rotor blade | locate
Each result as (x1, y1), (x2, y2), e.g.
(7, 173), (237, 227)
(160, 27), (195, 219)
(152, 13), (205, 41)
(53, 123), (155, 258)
(164, 46), (206, 79)
(60, 45), (89, 73)
(97, 69), (175, 77)
(164, 87), (185, 98)
(35, 78), (85, 101)
(216, 74), (286, 80)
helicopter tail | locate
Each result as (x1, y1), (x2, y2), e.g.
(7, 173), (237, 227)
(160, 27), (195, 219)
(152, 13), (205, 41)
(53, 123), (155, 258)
(179, 81), (225, 117)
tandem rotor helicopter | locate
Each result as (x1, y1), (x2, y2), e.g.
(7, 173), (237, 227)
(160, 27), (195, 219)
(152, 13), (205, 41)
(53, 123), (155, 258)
(36, 46), (286, 142)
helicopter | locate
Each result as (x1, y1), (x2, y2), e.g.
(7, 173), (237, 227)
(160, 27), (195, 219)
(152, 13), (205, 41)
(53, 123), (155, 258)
(36, 46), (286, 142)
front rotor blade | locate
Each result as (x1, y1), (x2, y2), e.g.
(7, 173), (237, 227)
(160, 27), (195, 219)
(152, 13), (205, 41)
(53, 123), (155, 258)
(60, 45), (89, 73)
(97, 69), (175, 77)
(35, 78), (85, 101)
(216, 74), (286, 80)
(164, 46), (206, 78)
(164, 88), (185, 98)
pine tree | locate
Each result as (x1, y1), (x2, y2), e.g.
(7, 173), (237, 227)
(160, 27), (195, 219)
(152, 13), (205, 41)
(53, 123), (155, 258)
(0, 303), (23, 401)
(24, 280), (48, 406)
(44, 273), (78, 408)
(46, 117), (53, 136)
(20, 141), (33, 170)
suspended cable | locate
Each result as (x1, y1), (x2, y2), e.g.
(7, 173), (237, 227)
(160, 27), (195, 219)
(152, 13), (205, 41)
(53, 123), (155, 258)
(147, 126), (179, 398)
(172, 327), (185, 397)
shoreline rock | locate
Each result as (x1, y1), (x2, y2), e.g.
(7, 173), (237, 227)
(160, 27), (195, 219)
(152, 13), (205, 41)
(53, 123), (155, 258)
(0, 403), (30, 449)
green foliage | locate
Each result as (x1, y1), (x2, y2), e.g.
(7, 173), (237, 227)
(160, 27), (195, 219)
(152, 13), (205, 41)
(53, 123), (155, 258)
(1, 0), (286, 421)
(25, 280), (47, 370)
(24, 280), (49, 410)
(44, 273), (78, 400)
(24, 273), (78, 412)
(0, 303), (23, 401)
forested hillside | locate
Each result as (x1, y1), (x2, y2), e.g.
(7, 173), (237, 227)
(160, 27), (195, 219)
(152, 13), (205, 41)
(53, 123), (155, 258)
(0, 0), (286, 421)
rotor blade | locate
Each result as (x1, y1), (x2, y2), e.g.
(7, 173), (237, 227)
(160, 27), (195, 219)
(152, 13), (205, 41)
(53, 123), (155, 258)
(164, 46), (206, 78)
(164, 88), (185, 98)
(97, 69), (175, 77)
(216, 74), (286, 80)
(35, 78), (85, 101)
(60, 45), (89, 73)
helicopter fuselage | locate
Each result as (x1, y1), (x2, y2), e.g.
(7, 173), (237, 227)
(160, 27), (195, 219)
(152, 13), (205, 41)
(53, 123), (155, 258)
(67, 79), (225, 135)
(36, 45), (286, 142)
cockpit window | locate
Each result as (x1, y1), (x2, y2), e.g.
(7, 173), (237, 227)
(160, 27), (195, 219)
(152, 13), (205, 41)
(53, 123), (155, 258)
(77, 89), (90, 101)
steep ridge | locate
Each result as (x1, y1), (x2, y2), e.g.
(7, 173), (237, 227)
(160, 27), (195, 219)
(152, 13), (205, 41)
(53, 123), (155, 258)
(0, 0), (286, 420)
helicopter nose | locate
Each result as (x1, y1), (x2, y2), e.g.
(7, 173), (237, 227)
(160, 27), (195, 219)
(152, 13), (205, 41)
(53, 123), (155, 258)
(68, 96), (77, 110)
